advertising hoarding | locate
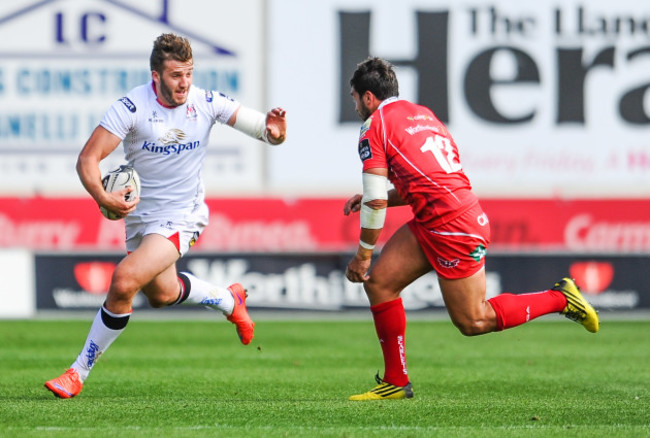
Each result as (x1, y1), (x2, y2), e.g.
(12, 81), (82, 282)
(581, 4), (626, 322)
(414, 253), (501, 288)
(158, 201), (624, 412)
(35, 252), (646, 311)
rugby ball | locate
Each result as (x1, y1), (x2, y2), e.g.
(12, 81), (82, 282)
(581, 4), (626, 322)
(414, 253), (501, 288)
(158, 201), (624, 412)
(99, 165), (140, 220)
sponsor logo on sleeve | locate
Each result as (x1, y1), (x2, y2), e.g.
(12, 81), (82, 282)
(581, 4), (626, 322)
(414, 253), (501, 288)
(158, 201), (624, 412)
(358, 138), (372, 161)
(119, 97), (136, 113)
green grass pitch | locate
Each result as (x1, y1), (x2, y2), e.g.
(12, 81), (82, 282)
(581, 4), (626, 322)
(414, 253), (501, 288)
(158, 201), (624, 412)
(0, 316), (648, 437)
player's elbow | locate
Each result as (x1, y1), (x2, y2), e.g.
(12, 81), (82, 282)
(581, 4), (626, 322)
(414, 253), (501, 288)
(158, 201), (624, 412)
(76, 152), (96, 179)
(364, 199), (388, 210)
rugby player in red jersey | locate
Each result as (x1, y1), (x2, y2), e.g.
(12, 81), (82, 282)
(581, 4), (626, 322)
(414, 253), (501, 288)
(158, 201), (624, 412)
(343, 57), (598, 401)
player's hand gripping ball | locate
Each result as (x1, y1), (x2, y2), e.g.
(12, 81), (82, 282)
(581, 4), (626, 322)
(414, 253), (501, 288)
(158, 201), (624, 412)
(99, 165), (140, 220)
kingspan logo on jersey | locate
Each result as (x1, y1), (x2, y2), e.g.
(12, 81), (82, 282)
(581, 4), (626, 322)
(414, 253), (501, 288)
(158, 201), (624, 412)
(141, 129), (200, 156)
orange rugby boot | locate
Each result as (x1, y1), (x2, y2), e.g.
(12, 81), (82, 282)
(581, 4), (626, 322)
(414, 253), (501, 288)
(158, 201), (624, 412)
(44, 368), (83, 399)
(226, 283), (255, 345)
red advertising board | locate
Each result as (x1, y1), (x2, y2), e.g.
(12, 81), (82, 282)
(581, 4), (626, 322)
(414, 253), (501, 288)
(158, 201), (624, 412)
(480, 198), (650, 252)
(1, 197), (649, 252)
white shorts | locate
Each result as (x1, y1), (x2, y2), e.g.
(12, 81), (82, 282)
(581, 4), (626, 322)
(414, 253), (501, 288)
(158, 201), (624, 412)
(124, 203), (209, 256)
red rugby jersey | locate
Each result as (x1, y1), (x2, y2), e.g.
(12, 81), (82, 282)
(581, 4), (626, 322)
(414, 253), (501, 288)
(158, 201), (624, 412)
(359, 97), (478, 228)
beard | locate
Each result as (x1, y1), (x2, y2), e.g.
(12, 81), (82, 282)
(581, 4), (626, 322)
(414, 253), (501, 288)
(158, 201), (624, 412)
(357, 100), (372, 122)
(358, 103), (372, 121)
(159, 79), (187, 107)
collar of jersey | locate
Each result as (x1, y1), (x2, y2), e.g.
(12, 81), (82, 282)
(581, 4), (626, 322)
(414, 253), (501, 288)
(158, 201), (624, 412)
(378, 96), (399, 110)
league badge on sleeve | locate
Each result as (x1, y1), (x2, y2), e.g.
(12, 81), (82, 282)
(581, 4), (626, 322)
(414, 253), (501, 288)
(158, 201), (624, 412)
(359, 118), (372, 138)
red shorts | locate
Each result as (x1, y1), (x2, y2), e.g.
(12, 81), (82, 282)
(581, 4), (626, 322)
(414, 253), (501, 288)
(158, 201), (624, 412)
(408, 203), (491, 280)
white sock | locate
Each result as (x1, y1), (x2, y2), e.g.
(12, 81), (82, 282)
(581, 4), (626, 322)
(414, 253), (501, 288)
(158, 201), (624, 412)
(177, 272), (235, 315)
(70, 306), (130, 382)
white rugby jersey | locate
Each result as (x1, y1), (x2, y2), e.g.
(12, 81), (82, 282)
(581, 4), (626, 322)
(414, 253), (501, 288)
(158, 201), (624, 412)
(100, 82), (239, 219)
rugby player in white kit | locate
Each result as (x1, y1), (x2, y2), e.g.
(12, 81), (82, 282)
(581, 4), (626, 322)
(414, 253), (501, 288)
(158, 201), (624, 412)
(45, 33), (287, 399)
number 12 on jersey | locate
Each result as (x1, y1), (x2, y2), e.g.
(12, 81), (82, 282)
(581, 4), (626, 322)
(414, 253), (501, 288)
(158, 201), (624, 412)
(420, 135), (462, 174)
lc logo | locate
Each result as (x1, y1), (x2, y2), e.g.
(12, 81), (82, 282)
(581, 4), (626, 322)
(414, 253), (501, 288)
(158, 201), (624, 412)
(53, 0), (174, 46)
(4, 1), (233, 54)
(55, 11), (107, 44)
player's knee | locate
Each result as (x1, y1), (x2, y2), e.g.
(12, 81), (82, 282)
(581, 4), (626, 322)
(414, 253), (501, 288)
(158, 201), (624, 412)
(363, 280), (399, 303)
(453, 318), (491, 336)
(146, 295), (168, 308)
(108, 271), (139, 302)
(362, 282), (375, 298)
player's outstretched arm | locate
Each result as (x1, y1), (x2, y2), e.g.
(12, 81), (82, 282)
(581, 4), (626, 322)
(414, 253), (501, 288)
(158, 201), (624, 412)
(229, 105), (287, 145)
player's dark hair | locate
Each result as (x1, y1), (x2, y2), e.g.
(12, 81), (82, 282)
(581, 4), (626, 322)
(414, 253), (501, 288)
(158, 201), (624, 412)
(150, 33), (193, 74)
(350, 57), (399, 100)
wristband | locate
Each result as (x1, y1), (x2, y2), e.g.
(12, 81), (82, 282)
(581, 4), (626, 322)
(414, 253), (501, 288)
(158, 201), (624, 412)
(359, 240), (375, 250)
(233, 105), (268, 143)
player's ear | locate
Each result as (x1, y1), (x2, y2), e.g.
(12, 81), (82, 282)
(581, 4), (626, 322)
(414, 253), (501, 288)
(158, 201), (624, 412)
(363, 91), (378, 106)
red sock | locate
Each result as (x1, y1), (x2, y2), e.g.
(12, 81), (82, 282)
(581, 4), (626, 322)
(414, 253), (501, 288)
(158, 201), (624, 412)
(370, 298), (409, 387)
(488, 290), (567, 331)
